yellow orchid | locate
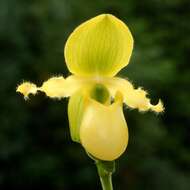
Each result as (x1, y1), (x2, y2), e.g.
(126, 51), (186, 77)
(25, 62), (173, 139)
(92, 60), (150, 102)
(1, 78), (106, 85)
(17, 14), (164, 162)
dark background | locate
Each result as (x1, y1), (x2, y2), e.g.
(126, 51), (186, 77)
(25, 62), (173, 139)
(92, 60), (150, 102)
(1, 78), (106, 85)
(0, 0), (190, 189)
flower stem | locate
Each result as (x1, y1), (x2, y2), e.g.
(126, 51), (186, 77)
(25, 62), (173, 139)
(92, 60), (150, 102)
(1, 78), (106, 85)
(95, 160), (115, 190)
(97, 169), (113, 190)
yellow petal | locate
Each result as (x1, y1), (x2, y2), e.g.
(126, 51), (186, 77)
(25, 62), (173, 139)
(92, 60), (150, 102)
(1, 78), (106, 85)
(102, 77), (164, 113)
(68, 82), (111, 143)
(68, 90), (86, 143)
(64, 14), (133, 77)
(80, 92), (128, 161)
(16, 82), (37, 100)
(40, 76), (66, 98)
(16, 76), (88, 99)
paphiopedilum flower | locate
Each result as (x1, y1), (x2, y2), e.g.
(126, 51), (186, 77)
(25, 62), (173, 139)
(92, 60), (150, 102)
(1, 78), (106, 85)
(17, 14), (164, 161)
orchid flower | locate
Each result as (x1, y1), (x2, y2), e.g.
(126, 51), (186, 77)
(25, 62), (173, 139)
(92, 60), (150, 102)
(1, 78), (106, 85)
(17, 14), (164, 190)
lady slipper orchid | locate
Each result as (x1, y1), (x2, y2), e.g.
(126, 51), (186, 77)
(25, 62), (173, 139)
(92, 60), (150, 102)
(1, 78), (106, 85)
(17, 14), (164, 162)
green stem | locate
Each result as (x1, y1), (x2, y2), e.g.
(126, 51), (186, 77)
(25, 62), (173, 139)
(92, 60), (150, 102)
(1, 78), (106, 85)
(96, 161), (113, 190)
(98, 172), (113, 190)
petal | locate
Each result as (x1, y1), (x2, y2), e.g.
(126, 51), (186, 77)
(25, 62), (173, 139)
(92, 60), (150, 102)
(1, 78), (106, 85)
(68, 90), (86, 143)
(102, 77), (164, 113)
(64, 14), (133, 77)
(68, 81), (111, 143)
(40, 76), (66, 98)
(16, 76), (89, 99)
(16, 82), (37, 100)
(80, 92), (128, 161)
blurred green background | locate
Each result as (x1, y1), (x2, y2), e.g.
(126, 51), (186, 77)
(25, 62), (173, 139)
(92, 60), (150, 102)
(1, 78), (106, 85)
(1, 0), (190, 189)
